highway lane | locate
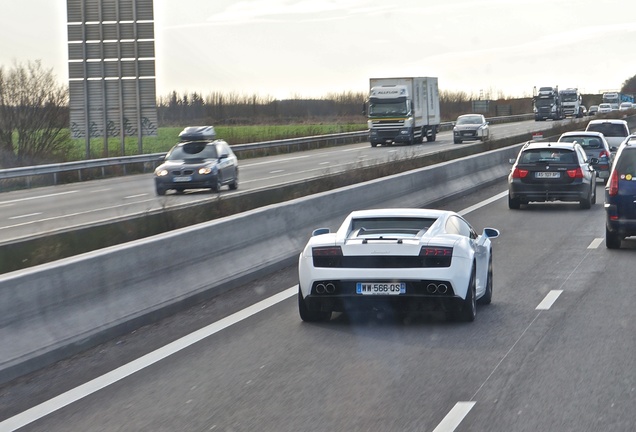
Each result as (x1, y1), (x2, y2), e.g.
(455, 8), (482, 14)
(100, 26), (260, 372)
(2, 179), (634, 431)
(0, 118), (584, 244)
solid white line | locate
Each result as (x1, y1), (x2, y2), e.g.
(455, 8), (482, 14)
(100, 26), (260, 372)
(269, 170), (284, 174)
(459, 191), (508, 216)
(0, 190), (78, 205)
(587, 238), (603, 249)
(123, 194), (148, 199)
(8, 213), (42, 220)
(432, 401), (476, 432)
(0, 287), (298, 432)
(536, 290), (563, 310)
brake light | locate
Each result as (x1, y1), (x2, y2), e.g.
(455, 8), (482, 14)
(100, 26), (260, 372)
(419, 247), (453, 257)
(312, 246), (342, 256)
(567, 167), (584, 178)
(599, 150), (610, 159)
(608, 170), (619, 196)
(512, 167), (529, 178)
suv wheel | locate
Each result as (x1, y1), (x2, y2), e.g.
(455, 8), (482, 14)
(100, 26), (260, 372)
(606, 227), (621, 249)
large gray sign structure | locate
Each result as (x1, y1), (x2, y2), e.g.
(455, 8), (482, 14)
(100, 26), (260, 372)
(67, 0), (157, 157)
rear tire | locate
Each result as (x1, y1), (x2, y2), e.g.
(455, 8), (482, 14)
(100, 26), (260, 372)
(298, 286), (331, 322)
(477, 254), (493, 305)
(579, 193), (592, 209)
(606, 227), (621, 249)
(450, 265), (476, 322)
(426, 128), (436, 142)
(508, 194), (521, 209)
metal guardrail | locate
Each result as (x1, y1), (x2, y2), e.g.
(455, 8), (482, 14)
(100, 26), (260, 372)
(0, 114), (534, 186)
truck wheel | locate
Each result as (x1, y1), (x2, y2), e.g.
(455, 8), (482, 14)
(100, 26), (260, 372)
(426, 128), (436, 142)
(371, 142), (378, 147)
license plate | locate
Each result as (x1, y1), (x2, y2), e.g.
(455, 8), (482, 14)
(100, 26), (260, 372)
(535, 172), (560, 178)
(173, 176), (192, 182)
(356, 282), (406, 295)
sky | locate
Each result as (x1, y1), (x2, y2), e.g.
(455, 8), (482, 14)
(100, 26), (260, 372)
(1, 0), (636, 100)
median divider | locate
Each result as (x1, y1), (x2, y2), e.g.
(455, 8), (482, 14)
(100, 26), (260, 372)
(0, 142), (525, 384)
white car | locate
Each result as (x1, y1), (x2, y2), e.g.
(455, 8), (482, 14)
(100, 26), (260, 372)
(453, 114), (490, 144)
(297, 208), (500, 322)
(619, 102), (633, 111)
(597, 103), (613, 114)
(585, 119), (630, 149)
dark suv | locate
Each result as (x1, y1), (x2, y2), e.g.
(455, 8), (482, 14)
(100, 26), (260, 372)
(508, 141), (598, 209)
(605, 136), (636, 248)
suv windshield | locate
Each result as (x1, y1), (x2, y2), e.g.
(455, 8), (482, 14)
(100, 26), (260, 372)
(587, 123), (628, 138)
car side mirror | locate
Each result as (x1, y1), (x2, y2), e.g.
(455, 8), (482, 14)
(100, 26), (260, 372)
(589, 157), (599, 165)
(509, 158), (516, 164)
(312, 228), (330, 236)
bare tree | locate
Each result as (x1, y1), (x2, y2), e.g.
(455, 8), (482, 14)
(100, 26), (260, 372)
(0, 60), (69, 168)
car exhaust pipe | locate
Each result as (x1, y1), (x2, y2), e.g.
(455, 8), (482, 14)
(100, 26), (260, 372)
(437, 283), (448, 294)
(325, 283), (336, 294)
(315, 283), (326, 294)
(426, 283), (438, 294)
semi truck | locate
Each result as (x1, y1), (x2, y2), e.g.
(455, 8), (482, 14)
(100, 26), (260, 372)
(533, 86), (564, 121)
(559, 88), (584, 118)
(602, 92), (634, 106)
(366, 77), (440, 147)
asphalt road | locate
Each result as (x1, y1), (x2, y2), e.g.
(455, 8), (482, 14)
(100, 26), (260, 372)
(0, 118), (582, 244)
(1, 178), (634, 432)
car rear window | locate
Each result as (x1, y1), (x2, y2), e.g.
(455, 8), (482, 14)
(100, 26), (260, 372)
(350, 217), (437, 237)
(616, 149), (636, 174)
(586, 123), (628, 138)
(559, 136), (603, 149)
(520, 149), (576, 164)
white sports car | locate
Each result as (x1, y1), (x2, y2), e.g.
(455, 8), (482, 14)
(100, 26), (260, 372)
(298, 208), (500, 322)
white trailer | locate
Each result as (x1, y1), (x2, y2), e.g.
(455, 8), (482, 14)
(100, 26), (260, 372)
(366, 77), (440, 147)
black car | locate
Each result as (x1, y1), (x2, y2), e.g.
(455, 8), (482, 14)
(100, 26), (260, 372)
(154, 126), (239, 195)
(605, 137), (636, 248)
(508, 141), (598, 209)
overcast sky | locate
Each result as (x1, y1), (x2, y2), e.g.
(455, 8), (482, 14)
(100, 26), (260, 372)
(1, 0), (636, 99)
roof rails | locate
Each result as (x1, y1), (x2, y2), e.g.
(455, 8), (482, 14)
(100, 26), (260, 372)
(179, 126), (217, 141)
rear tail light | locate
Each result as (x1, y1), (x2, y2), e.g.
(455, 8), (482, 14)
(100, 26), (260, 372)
(608, 170), (619, 196)
(312, 246), (343, 268)
(599, 150), (610, 159)
(419, 247), (453, 257)
(312, 246), (342, 256)
(567, 167), (584, 178)
(419, 246), (453, 267)
(512, 167), (529, 178)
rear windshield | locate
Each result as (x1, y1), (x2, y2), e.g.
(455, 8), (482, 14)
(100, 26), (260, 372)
(587, 123), (628, 138)
(616, 149), (636, 174)
(559, 136), (604, 150)
(520, 149), (576, 164)
(349, 217), (437, 237)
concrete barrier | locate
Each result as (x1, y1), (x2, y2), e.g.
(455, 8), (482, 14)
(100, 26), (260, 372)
(0, 143), (524, 384)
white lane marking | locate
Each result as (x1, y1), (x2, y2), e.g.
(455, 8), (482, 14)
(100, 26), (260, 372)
(0, 287), (298, 432)
(459, 191), (508, 215)
(8, 213), (42, 220)
(0, 199), (157, 232)
(588, 238), (603, 249)
(432, 402), (476, 432)
(319, 162), (330, 165)
(269, 170), (284, 174)
(536, 290), (563, 310)
(124, 194), (148, 199)
(0, 190), (78, 205)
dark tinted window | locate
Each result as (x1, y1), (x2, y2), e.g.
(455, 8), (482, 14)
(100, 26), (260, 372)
(167, 142), (218, 160)
(520, 149), (576, 164)
(616, 149), (636, 174)
(586, 123), (628, 138)
(559, 135), (604, 149)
